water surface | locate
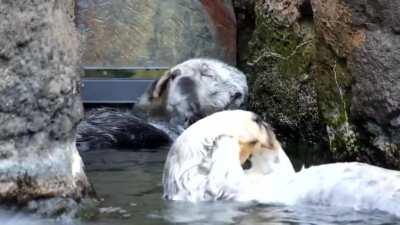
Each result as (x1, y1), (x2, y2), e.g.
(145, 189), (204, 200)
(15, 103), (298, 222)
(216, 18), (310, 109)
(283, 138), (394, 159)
(1, 149), (399, 225)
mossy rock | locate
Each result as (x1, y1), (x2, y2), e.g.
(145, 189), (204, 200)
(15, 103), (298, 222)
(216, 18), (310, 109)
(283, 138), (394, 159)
(238, 0), (400, 169)
(242, 1), (330, 166)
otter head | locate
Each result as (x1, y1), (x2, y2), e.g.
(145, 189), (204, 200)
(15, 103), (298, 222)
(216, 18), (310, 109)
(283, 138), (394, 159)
(136, 59), (248, 127)
(227, 112), (295, 177)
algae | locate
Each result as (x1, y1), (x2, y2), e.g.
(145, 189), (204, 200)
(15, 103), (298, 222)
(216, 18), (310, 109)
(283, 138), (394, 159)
(243, 2), (330, 166)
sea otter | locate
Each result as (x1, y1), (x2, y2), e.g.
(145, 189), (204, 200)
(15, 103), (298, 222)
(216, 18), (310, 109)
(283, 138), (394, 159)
(162, 110), (400, 217)
(76, 58), (248, 151)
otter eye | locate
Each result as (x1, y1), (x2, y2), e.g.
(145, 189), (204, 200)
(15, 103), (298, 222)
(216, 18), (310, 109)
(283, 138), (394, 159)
(200, 73), (213, 78)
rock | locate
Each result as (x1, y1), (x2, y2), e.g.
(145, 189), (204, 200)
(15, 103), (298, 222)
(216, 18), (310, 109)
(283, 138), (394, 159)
(232, 0), (256, 66)
(311, 0), (400, 168)
(238, 0), (400, 168)
(76, 0), (237, 67)
(239, 0), (329, 165)
(0, 0), (91, 214)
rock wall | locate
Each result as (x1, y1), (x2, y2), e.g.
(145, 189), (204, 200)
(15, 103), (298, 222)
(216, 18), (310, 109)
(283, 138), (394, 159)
(312, 0), (400, 168)
(0, 0), (91, 213)
(238, 0), (400, 168)
(237, 0), (329, 166)
(76, 0), (237, 67)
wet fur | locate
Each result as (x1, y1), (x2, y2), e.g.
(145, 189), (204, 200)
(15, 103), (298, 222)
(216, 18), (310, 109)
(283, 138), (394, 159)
(76, 108), (171, 151)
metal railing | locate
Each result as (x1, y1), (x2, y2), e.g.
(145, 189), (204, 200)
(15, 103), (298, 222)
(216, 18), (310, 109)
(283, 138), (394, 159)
(81, 67), (168, 104)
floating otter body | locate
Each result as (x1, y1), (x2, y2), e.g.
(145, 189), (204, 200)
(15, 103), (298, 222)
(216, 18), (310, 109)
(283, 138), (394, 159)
(76, 58), (248, 151)
(162, 110), (400, 217)
(162, 110), (294, 201)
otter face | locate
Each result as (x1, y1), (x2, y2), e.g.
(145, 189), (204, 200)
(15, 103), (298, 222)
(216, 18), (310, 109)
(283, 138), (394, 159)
(234, 113), (294, 176)
(136, 59), (248, 127)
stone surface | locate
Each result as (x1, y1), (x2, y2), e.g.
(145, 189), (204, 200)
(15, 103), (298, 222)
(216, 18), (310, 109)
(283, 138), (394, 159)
(76, 0), (237, 67)
(240, 0), (329, 165)
(238, 0), (400, 168)
(0, 0), (91, 213)
(312, 0), (400, 168)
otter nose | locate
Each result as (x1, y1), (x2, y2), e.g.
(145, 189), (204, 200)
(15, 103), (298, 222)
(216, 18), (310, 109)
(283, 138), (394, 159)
(225, 92), (244, 110)
(233, 92), (242, 100)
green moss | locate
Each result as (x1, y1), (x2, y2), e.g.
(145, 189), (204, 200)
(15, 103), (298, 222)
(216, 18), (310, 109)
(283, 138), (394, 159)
(246, 5), (317, 127)
(313, 40), (363, 160)
(241, 1), (399, 169)
(244, 5), (329, 166)
(249, 9), (314, 76)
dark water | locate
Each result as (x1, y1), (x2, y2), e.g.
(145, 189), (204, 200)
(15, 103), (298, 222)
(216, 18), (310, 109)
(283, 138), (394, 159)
(1, 149), (399, 225)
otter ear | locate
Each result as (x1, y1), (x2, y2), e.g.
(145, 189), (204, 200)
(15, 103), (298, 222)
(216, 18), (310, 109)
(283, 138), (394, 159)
(152, 69), (181, 99)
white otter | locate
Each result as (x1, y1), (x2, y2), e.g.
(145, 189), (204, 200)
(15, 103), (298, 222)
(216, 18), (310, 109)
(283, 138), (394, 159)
(162, 110), (294, 202)
(162, 110), (400, 217)
(137, 58), (248, 128)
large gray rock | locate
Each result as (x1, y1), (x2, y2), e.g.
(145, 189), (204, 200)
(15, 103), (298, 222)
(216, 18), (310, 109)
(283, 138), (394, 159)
(312, 0), (400, 168)
(0, 0), (91, 213)
(76, 0), (237, 67)
(238, 0), (400, 168)
(348, 0), (400, 166)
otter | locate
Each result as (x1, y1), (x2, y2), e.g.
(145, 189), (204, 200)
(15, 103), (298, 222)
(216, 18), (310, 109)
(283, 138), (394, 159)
(76, 58), (248, 151)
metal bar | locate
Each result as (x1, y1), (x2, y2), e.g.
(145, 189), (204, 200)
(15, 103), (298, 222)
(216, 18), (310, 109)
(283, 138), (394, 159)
(82, 67), (168, 79)
(82, 66), (169, 70)
(81, 78), (153, 104)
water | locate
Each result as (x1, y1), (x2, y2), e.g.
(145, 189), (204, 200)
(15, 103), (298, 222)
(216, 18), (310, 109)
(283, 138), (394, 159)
(1, 149), (399, 225)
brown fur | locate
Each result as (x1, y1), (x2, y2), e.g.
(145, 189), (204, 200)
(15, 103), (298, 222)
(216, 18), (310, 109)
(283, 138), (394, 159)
(238, 119), (282, 164)
(152, 70), (172, 99)
(239, 141), (256, 164)
(152, 69), (181, 99)
(135, 74), (171, 119)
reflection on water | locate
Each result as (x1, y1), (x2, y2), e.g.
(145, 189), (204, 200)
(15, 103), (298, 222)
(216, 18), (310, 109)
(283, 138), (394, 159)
(0, 150), (399, 225)
(160, 201), (249, 224)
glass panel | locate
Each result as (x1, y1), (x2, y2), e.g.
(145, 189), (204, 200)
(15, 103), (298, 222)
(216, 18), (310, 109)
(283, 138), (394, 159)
(75, 0), (237, 78)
